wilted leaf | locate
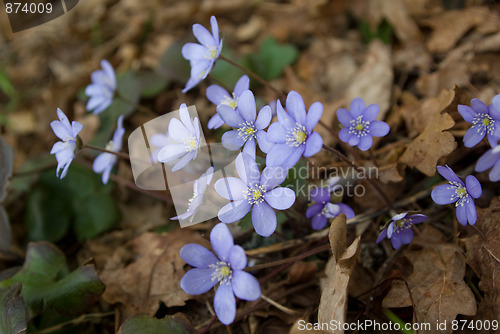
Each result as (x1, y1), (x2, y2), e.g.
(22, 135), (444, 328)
(0, 284), (27, 334)
(118, 314), (194, 334)
(0, 242), (105, 317)
(318, 214), (361, 333)
(100, 229), (208, 316)
(383, 226), (476, 332)
(399, 88), (457, 176)
(463, 197), (500, 322)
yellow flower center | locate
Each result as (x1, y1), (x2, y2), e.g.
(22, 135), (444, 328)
(287, 124), (308, 147)
(483, 118), (491, 126)
(184, 136), (198, 152)
(244, 184), (266, 204)
(219, 265), (231, 277)
(356, 124), (364, 131)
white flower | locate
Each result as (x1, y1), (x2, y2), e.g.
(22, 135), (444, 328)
(50, 108), (83, 179)
(172, 167), (214, 220)
(93, 115), (125, 184)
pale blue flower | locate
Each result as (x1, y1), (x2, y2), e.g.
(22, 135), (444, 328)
(92, 115), (125, 184)
(207, 75), (249, 129)
(180, 223), (261, 325)
(172, 167), (214, 220)
(50, 108), (83, 179)
(182, 16), (223, 93)
(85, 60), (116, 115)
(458, 98), (500, 147)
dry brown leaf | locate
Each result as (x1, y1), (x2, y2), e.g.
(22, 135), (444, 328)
(399, 88), (457, 176)
(383, 226), (476, 333)
(99, 229), (208, 318)
(463, 197), (500, 322)
(422, 6), (492, 53)
(318, 215), (361, 334)
(346, 40), (393, 120)
(287, 261), (318, 285)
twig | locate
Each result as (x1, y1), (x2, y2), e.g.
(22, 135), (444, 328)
(261, 294), (298, 315)
(36, 312), (114, 334)
(83, 144), (130, 160)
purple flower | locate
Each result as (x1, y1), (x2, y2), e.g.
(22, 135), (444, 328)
(85, 60), (116, 115)
(172, 167), (214, 220)
(215, 153), (295, 237)
(431, 165), (482, 226)
(182, 16), (223, 93)
(218, 90), (272, 159)
(50, 108), (83, 179)
(180, 223), (261, 325)
(337, 98), (390, 151)
(92, 115), (125, 184)
(306, 187), (355, 230)
(458, 98), (500, 147)
(476, 143), (500, 181)
(376, 213), (427, 249)
(157, 104), (201, 172)
(207, 75), (249, 129)
(266, 91), (324, 168)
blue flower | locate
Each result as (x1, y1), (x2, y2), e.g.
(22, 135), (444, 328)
(431, 165), (482, 226)
(337, 98), (390, 151)
(50, 108), (83, 179)
(182, 16), (223, 93)
(172, 167), (214, 221)
(157, 104), (201, 172)
(85, 60), (116, 115)
(458, 98), (500, 147)
(476, 143), (500, 181)
(92, 115), (125, 184)
(306, 187), (354, 230)
(218, 90), (272, 159)
(376, 213), (427, 249)
(207, 75), (250, 129)
(215, 153), (295, 237)
(266, 91), (323, 168)
(180, 223), (261, 325)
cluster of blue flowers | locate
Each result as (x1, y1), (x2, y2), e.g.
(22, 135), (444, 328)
(46, 14), (500, 327)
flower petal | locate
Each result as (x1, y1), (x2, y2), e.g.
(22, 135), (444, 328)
(463, 126), (485, 148)
(214, 284), (236, 325)
(157, 143), (187, 163)
(304, 132), (323, 157)
(182, 43), (208, 60)
(311, 215), (328, 230)
(242, 139), (256, 159)
(337, 203), (355, 219)
(172, 152), (196, 172)
(252, 201), (277, 237)
(234, 75), (250, 96)
(210, 16), (219, 42)
(217, 104), (245, 127)
(306, 102), (323, 133)
(363, 104), (379, 122)
(376, 228), (387, 244)
(266, 144), (295, 167)
(255, 106), (272, 130)
(408, 214), (427, 224)
(193, 23), (215, 47)
(306, 203), (323, 219)
(238, 90), (256, 122)
(357, 135), (373, 151)
(465, 200), (477, 225)
(232, 270), (261, 301)
(276, 100), (296, 130)
(256, 130), (272, 153)
(456, 203), (467, 226)
(210, 223), (234, 262)
(286, 91), (307, 125)
(265, 187), (295, 210)
(336, 108), (353, 127)
(181, 268), (217, 295)
(457, 105), (476, 123)
(168, 118), (189, 141)
(390, 233), (403, 249)
(266, 122), (287, 143)
(489, 160), (500, 181)
(465, 175), (482, 199)
(400, 228), (414, 245)
(369, 121), (390, 137)
(221, 130), (245, 151)
(206, 85), (230, 106)
(218, 200), (252, 223)
(260, 166), (288, 190)
(281, 145), (305, 169)
(431, 184), (456, 205)
(437, 165), (463, 184)
(228, 245), (247, 270)
(180, 244), (218, 268)
(350, 98), (366, 118)
(208, 114), (225, 129)
(471, 98), (488, 114)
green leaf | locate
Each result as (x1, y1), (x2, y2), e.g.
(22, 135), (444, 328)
(0, 284), (27, 334)
(138, 71), (170, 98)
(0, 242), (105, 318)
(119, 314), (194, 334)
(24, 164), (120, 242)
(281, 159), (308, 199)
(211, 48), (246, 88)
(245, 37), (298, 81)
(73, 194), (120, 241)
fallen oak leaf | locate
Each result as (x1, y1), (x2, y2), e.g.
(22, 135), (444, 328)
(318, 214), (361, 334)
(382, 226), (476, 332)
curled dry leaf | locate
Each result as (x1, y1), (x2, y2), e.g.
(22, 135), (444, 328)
(318, 214), (361, 334)
(399, 88), (457, 176)
(382, 226), (476, 333)
(463, 197), (500, 322)
(99, 229), (208, 318)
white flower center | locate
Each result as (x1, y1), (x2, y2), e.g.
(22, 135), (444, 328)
(238, 121), (257, 142)
(286, 124), (307, 147)
(244, 184), (266, 205)
(209, 261), (232, 285)
(472, 114), (495, 135)
(349, 116), (370, 137)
